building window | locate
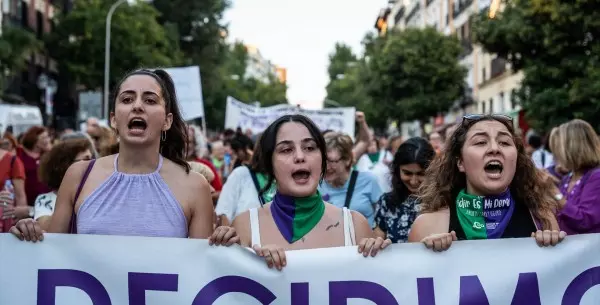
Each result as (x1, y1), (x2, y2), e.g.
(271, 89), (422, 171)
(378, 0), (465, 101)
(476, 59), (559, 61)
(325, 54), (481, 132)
(511, 89), (518, 109)
(36, 11), (43, 38)
(482, 67), (486, 83)
(481, 100), (486, 114)
(489, 98), (494, 114)
(21, 1), (28, 28)
(499, 92), (505, 112)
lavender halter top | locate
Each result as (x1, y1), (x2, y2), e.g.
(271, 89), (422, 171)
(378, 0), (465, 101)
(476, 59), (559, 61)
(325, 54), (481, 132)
(76, 154), (188, 238)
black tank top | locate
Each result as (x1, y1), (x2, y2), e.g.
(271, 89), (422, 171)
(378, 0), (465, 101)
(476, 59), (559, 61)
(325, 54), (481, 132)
(449, 197), (537, 240)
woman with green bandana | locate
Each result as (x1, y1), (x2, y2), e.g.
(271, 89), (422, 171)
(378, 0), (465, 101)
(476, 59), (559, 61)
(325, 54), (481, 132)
(233, 114), (391, 271)
(409, 114), (566, 251)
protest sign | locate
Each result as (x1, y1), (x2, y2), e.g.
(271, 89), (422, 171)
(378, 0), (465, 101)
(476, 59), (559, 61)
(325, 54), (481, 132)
(224, 96), (356, 136)
(0, 233), (599, 305)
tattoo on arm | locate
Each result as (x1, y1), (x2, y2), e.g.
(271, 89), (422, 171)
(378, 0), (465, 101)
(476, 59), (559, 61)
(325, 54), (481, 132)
(326, 221), (340, 231)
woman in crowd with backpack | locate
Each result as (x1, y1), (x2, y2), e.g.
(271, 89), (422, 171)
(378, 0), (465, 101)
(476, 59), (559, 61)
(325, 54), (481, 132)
(215, 135), (277, 226)
(10, 69), (237, 245)
(318, 132), (383, 228)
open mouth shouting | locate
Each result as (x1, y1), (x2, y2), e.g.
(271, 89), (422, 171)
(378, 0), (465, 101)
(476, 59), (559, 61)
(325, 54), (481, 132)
(484, 160), (503, 179)
(291, 169), (311, 185)
(127, 117), (147, 136)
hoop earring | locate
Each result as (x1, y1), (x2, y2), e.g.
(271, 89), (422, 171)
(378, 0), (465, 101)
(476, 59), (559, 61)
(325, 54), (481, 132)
(161, 130), (166, 141)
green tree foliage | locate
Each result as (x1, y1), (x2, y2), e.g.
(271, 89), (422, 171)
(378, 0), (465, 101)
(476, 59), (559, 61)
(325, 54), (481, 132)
(473, 0), (600, 132)
(326, 28), (466, 130)
(47, 0), (182, 90)
(0, 26), (41, 91)
(152, 0), (230, 128)
(325, 38), (388, 130)
(368, 27), (466, 123)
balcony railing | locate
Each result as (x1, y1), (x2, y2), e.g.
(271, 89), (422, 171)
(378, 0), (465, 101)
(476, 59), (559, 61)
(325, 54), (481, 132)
(426, 0), (435, 6)
(453, 0), (474, 18)
(394, 6), (406, 25)
(406, 3), (420, 24)
(490, 57), (507, 78)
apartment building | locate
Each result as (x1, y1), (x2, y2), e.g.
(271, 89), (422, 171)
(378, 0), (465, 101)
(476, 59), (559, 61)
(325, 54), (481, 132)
(377, 0), (523, 132)
(244, 44), (281, 84)
(1, 0), (61, 116)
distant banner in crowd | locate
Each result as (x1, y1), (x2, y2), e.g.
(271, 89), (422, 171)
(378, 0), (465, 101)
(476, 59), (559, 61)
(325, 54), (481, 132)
(163, 66), (205, 120)
(225, 96), (356, 136)
(1, 234), (599, 305)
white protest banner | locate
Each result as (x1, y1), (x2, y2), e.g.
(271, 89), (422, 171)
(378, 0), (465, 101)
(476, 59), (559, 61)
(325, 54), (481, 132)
(225, 96), (356, 136)
(163, 66), (205, 120)
(1, 234), (599, 305)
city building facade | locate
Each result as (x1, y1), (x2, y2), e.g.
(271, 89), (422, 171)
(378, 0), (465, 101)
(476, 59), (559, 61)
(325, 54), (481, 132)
(1, 0), (66, 125)
(376, 0), (524, 133)
(244, 44), (280, 84)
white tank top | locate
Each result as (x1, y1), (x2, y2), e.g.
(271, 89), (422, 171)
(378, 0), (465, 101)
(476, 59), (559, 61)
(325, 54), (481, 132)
(248, 207), (356, 247)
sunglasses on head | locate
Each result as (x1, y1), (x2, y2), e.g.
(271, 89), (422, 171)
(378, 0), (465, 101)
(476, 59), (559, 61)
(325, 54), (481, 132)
(462, 114), (514, 127)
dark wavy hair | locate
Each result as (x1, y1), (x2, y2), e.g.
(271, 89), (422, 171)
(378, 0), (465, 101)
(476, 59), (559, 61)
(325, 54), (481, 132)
(111, 69), (190, 173)
(257, 115), (327, 194)
(388, 137), (435, 213)
(419, 115), (556, 229)
(38, 139), (94, 190)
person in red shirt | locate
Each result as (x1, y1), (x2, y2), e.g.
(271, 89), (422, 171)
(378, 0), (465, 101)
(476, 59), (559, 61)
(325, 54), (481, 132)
(16, 126), (52, 206)
(0, 134), (28, 231)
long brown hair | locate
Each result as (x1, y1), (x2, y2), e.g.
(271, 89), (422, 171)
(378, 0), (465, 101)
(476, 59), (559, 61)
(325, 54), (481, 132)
(418, 115), (556, 229)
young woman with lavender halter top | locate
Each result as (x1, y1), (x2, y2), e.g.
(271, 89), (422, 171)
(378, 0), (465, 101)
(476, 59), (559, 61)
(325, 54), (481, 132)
(233, 115), (391, 270)
(11, 69), (237, 246)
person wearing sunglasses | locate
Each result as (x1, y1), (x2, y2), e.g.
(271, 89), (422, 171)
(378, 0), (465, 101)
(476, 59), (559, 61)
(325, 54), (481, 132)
(33, 138), (95, 230)
(409, 114), (565, 251)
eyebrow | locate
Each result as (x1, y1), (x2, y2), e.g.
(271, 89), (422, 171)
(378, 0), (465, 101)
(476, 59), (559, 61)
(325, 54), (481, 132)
(119, 90), (159, 97)
(275, 138), (316, 146)
(469, 131), (513, 139)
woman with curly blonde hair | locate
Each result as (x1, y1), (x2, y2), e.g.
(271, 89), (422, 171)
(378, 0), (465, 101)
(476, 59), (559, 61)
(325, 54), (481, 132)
(409, 114), (565, 251)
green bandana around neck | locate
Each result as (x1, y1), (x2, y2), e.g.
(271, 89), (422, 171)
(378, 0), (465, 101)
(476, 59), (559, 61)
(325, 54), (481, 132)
(270, 191), (326, 243)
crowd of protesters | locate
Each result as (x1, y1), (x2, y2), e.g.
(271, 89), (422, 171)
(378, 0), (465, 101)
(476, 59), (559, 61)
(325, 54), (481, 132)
(2, 68), (600, 270)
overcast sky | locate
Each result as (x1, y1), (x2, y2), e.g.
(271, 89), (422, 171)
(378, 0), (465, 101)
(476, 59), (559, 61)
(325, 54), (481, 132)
(224, 0), (388, 109)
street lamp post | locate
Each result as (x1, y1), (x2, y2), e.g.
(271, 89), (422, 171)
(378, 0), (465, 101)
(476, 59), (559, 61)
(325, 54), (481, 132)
(103, 0), (129, 120)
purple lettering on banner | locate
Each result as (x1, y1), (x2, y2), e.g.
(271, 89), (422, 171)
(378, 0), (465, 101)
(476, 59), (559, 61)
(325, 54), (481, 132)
(510, 273), (541, 305)
(192, 276), (276, 305)
(562, 266), (600, 305)
(37, 269), (111, 305)
(459, 276), (489, 305)
(291, 283), (309, 305)
(128, 272), (178, 305)
(329, 281), (399, 305)
(417, 277), (436, 305)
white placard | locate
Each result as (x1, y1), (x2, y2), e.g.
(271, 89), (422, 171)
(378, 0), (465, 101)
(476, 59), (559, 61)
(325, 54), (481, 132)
(163, 66), (205, 120)
(225, 96), (356, 136)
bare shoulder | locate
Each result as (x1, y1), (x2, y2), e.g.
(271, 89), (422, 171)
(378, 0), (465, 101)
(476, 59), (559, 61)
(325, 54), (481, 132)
(162, 158), (210, 190)
(408, 209), (450, 242)
(232, 210), (251, 246)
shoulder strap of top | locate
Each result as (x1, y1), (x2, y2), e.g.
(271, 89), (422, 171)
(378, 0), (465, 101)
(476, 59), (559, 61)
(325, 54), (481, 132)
(344, 170), (359, 208)
(69, 159), (96, 234)
(249, 208), (261, 247)
(246, 166), (265, 206)
(343, 207), (356, 246)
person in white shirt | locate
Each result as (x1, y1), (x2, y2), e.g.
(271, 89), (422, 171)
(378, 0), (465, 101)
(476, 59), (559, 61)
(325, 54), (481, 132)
(528, 134), (554, 169)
